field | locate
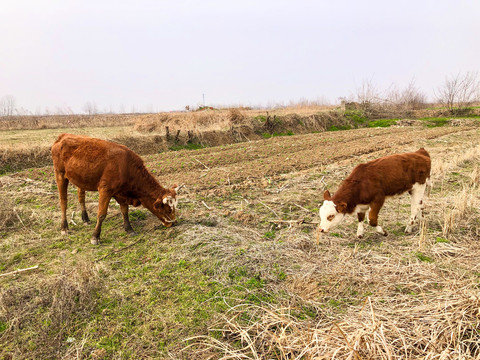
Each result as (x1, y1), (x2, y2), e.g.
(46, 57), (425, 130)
(1, 121), (480, 359)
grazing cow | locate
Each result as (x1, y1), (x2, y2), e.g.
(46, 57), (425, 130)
(318, 148), (431, 239)
(51, 133), (179, 244)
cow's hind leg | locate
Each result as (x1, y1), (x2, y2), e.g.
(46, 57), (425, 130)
(55, 172), (69, 235)
(78, 188), (90, 225)
(405, 182), (427, 233)
(368, 199), (388, 236)
(91, 190), (112, 245)
(114, 197), (136, 235)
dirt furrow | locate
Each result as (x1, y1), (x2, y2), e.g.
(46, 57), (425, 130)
(151, 126), (472, 190)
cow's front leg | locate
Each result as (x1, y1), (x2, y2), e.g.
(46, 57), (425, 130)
(55, 173), (69, 235)
(357, 212), (366, 238)
(405, 182), (427, 233)
(113, 196), (136, 235)
(78, 188), (90, 225)
(92, 190), (112, 245)
(120, 203), (136, 235)
(369, 199), (387, 236)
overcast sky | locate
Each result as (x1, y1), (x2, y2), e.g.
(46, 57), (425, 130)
(1, 0), (479, 114)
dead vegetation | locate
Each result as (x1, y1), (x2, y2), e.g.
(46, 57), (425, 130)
(0, 259), (106, 359)
(0, 114), (136, 131)
(188, 288), (480, 359)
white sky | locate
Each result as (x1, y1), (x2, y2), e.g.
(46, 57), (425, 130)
(1, 0), (479, 113)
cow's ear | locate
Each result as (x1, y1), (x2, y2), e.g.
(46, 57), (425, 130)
(153, 199), (162, 210)
(323, 190), (332, 200)
(336, 202), (347, 213)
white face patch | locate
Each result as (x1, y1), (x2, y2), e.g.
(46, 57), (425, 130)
(319, 200), (345, 233)
(162, 196), (178, 210)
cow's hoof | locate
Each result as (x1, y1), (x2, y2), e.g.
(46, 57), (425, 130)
(61, 230), (68, 236)
(83, 221), (90, 226)
(383, 231), (388, 236)
(91, 237), (100, 245)
(357, 234), (363, 239)
(127, 230), (137, 237)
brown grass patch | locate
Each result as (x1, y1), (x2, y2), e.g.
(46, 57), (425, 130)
(0, 259), (106, 359)
(187, 288), (480, 359)
(0, 114), (136, 131)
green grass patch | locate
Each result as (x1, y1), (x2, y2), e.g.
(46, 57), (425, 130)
(0, 320), (7, 333)
(368, 119), (398, 128)
(263, 230), (276, 239)
(419, 117), (449, 127)
(262, 131), (294, 139)
(328, 125), (352, 131)
(169, 142), (205, 151)
(414, 251), (433, 263)
(129, 210), (147, 221)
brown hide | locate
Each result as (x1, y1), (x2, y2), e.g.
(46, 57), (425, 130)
(51, 133), (177, 242)
(331, 148), (431, 215)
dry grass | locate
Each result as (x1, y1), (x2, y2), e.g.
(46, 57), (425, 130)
(187, 289), (480, 359)
(0, 258), (106, 359)
(132, 106), (344, 135)
(0, 114), (136, 131)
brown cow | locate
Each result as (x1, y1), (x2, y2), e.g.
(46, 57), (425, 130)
(318, 148), (431, 239)
(51, 133), (179, 244)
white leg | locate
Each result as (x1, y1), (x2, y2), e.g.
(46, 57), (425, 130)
(356, 207), (368, 239)
(405, 182), (427, 233)
(376, 225), (387, 236)
(357, 222), (365, 238)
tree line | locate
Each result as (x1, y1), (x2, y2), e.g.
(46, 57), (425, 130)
(1, 72), (479, 117)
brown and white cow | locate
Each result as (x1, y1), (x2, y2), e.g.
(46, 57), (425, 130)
(51, 133), (179, 244)
(318, 148), (431, 239)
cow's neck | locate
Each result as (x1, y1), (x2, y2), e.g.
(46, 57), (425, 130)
(331, 180), (360, 214)
(131, 163), (167, 200)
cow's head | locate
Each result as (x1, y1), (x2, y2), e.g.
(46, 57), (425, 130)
(318, 190), (347, 233)
(152, 184), (182, 227)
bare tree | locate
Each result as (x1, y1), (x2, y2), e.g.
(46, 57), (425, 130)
(0, 95), (16, 116)
(435, 72), (479, 114)
(385, 79), (427, 110)
(83, 101), (98, 115)
(355, 78), (382, 107)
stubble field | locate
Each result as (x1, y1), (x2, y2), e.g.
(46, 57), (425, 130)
(1, 124), (480, 359)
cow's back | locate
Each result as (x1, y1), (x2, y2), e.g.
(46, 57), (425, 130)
(52, 134), (130, 191)
(345, 149), (431, 200)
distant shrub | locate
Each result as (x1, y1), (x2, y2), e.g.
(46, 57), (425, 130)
(345, 109), (368, 125)
(228, 108), (245, 124)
